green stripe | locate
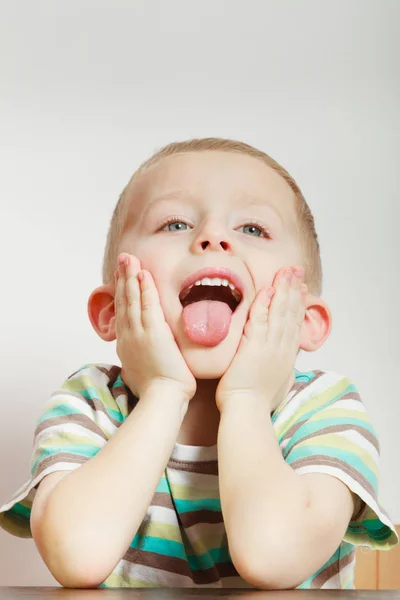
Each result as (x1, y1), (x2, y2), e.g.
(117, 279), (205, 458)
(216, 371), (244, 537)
(285, 416), (375, 454)
(11, 503), (31, 519)
(174, 498), (221, 513)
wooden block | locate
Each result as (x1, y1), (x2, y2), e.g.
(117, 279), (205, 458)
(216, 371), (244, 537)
(378, 525), (400, 589)
(354, 546), (378, 589)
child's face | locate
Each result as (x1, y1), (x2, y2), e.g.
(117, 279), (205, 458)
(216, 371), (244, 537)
(119, 151), (304, 379)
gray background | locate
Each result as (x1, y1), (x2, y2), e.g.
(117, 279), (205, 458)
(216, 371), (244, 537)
(0, 0), (399, 586)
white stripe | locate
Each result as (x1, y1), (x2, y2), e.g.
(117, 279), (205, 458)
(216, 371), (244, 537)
(338, 552), (356, 588)
(334, 429), (380, 466)
(0, 463), (81, 512)
(170, 443), (217, 462)
(274, 371), (343, 426)
(112, 560), (221, 587)
(46, 393), (118, 436)
(185, 521), (226, 544)
(294, 464), (390, 529)
(330, 399), (366, 413)
(34, 422), (107, 448)
(320, 572), (342, 588)
(145, 505), (179, 526)
(166, 468), (218, 490)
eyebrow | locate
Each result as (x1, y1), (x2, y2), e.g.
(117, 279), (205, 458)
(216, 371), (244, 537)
(142, 191), (284, 225)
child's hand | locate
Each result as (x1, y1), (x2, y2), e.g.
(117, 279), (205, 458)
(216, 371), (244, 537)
(115, 253), (197, 403)
(215, 266), (307, 413)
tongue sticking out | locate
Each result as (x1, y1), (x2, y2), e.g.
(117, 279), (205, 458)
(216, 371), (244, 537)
(182, 300), (233, 346)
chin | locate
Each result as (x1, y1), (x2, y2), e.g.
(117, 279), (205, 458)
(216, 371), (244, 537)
(176, 321), (244, 379)
(182, 348), (235, 379)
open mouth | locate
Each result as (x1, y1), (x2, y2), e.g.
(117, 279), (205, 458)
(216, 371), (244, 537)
(179, 283), (243, 313)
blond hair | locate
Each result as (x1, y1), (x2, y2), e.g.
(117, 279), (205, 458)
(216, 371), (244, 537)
(102, 138), (322, 295)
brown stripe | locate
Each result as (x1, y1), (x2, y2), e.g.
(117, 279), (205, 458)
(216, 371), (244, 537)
(290, 370), (326, 401)
(352, 500), (366, 522)
(147, 493), (224, 527)
(49, 389), (123, 429)
(167, 458), (218, 476)
(312, 547), (355, 588)
(34, 415), (108, 441)
(287, 424), (379, 455)
(97, 364), (139, 414)
(180, 509), (224, 528)
(340, 392), (363, 402)
(281, 419), (308, 446)
(34, 452), (89, 477)
(151, 492), (176, 511)
(124, 548), (192, 579)
(84, 397), (123, 429)
(123, 548), (238, 584)
(98, 364), (120, 383)
(292, 454), (376, 501)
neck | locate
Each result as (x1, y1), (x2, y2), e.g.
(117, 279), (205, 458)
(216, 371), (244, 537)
(177, 379), (220, 446)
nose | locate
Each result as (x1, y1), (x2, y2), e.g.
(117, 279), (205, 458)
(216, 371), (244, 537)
(191, 220), (233, 253)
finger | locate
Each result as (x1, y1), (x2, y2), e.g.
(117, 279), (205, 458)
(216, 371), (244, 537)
(267, 268), (292, 344)
(124, 254), (142, 330)
(115, 256), (129, 334)
(244, 287), (275, 342)
(139, 269), (169, 331)
(281, 266), (306, 348)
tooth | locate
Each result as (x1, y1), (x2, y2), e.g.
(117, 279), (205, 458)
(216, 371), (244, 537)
(210, 278), (222, 286)
(202, 278), (211, 285)
(195, 280), (201, 286)
(221, 279), (229, 286)
(228, 283), (235, 290)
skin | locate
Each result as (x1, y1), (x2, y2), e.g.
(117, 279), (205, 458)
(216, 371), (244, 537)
(79, 151), (358, 588)
(88, 150), (332, 445)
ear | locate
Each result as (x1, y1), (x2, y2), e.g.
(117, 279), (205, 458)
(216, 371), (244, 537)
(299, 294), (332, 352)
(87, 283), (116, 342)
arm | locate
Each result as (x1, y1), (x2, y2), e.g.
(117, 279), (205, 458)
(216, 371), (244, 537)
(31, 386), (187, 589)
(217, 396), (355, 589)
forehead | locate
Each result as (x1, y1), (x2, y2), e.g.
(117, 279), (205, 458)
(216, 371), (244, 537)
(126, 151), (298, 225)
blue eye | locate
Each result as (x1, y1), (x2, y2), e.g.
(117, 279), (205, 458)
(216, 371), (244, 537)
(240, 224), (263, 237)
(162, 220), (189, 232)
(160, 218), (270, 238)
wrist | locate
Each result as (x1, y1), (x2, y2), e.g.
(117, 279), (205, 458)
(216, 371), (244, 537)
(217, 391), (273, 417)
(140, 383), (190, 419)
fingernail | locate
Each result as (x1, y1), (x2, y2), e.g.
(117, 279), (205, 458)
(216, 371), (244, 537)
(293, 267), (304, 278)
(285, 268), (292, 281)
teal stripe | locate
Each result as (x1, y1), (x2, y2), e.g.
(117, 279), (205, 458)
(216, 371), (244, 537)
(129, 533), (231, 571)
(286, 444), (378, 491)
(155, 478), (170, 494)
(79, 388), (123, 422)
(297, 548), (341, 588)
(293, 368), (314, 382)
(37, 404), (84, 424)
(78, 386), (102, 401)
(291, 382), (360, 422)
(130, 534), (186, 560)
(174, 498), (221, 513)
(348, 518), (392, 540)
(11, 503), (31, 519)
(285, 416), (375, 455)
(31, 446), (97, 474)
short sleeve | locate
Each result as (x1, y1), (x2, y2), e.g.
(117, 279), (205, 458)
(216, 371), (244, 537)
(282, 374), (398, 550)
(0, 364), (124, 538)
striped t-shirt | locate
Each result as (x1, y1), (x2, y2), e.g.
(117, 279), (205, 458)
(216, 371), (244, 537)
(0, 363), (397, 589)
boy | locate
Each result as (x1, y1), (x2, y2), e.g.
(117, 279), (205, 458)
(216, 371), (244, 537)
(0, 138), (397, 589)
